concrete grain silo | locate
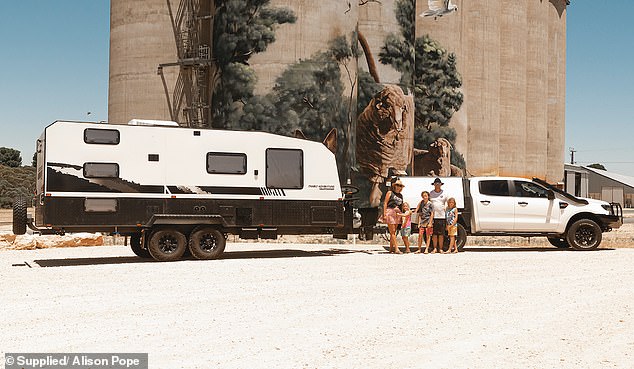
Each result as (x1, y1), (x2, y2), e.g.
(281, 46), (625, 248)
(417, 0), (569, 183)
(108, 0), (569, 183)
(108, 0), (177, 124)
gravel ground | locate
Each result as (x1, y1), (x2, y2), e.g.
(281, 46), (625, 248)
(1, 243), (633, 369)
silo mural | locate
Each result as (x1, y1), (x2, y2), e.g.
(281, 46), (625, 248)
(108, 0), (569, 208)
(417, 0), (568, 183)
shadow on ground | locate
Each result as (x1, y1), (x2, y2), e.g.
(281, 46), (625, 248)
(462, 246), (614, 252)
(20, 246), (615, 268)
(29, 248), (373, 268)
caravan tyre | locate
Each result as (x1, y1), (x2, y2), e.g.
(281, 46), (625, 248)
(148, 229), (187, 261)
(189, 227), (226, 260)
(12, 197), (27, 235)
(130, 233), (151, 258)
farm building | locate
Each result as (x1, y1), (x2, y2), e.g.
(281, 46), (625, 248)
(564, 164), (634, 208)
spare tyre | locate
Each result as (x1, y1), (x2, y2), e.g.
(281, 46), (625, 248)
(12, 197), (27, 235)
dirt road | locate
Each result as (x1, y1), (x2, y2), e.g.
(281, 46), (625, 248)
(1, 243), (632, 368)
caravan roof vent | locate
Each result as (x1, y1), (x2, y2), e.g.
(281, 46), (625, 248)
(127, 119), (180, 127)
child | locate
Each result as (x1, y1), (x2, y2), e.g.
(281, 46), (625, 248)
(414, 191), (434, 254)
(446, 197), (459, 254)
(398, 202), (413, 253)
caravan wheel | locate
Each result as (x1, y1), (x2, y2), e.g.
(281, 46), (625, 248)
(148, 229), (187, 261)
(130, 233), (151, 258)
(188, 227), (226, 260)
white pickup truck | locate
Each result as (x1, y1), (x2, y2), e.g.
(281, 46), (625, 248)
(400, 176), (623, 250)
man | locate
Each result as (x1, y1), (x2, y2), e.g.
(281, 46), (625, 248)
(429, 177), (448, 253)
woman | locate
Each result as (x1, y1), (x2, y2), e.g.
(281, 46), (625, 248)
(383, 179), (405, 254)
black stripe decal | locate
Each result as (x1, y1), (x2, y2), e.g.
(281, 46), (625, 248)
(47, 167), (163, 193)
(198, 186), (263, 195)
(167, 186), (262, 196)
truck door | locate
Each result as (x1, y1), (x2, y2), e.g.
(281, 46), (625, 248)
(511, 180), (559, 232)
(473, 180), (515, 231)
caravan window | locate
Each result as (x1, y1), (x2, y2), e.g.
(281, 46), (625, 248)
(207, 152), (247, 174)
(84, 129), (120, 145)
(83, 163), (120, 178)
(266, 148), (303, 189)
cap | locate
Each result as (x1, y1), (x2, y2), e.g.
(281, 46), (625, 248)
(432, 178), (444, 185)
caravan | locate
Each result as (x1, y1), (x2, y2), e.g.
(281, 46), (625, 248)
(14, 120), (374, 261)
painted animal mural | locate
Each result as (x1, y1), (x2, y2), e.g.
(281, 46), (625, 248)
(356, 84), (414, 207)
(413, 137), (463, 177)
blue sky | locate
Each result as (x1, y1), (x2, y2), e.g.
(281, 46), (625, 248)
(0, 1), (632, 176)
(565, 2), (634, 175)
(0, 1), (109, 163)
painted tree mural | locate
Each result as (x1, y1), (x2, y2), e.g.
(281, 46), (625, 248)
(237, 34), (359, 181)
(211, 0), (296, 129)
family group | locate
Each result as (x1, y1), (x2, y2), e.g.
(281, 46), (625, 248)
(382, 177), (459, 254)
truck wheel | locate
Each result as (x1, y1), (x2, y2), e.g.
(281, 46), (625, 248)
(189, 227), (226, 260)
(547, 237), (570, 249)
(566, 219), (602, 250)
(148, 229), (187, 261)
(456, 223), (467, 251)
(130, 233), (151, 258)
(12, 197), (27, 235)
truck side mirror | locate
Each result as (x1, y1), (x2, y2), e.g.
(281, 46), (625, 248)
(547, 190), (555, 200)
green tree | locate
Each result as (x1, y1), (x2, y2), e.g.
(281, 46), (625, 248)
(378, 0), (464, 169)
(0, 147), (22, 168)
(211, 0), (296, 129)
(377, 0), (415, 90)
(587, 163), (606, 171)
(0, 165), (35, 208)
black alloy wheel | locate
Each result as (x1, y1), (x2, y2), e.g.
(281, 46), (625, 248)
(188, 227), (226, 260)
(148, 229), (187, 261)
(566, 219), (602, 250)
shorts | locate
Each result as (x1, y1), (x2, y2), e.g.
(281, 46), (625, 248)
(447, 225), (458, 236)
(385, 208), (401, 225)
(419, 225), (433, 236)
(400, 227), (411, 238)
(433, 219), (446, 235)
